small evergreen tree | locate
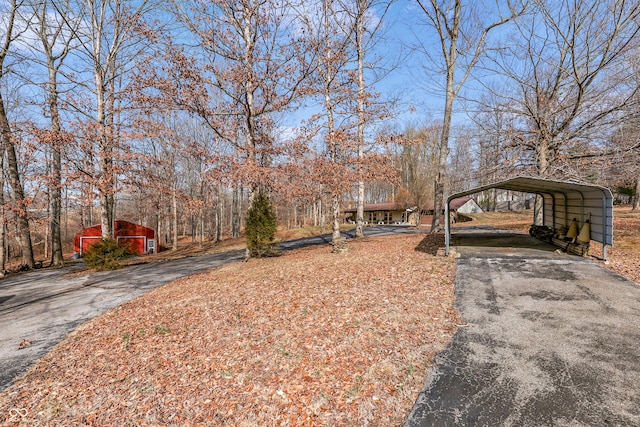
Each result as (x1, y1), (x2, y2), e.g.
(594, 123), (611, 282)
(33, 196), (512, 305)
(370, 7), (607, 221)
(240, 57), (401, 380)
(83, 238), (134, 271)
(245, 191), (279, 258)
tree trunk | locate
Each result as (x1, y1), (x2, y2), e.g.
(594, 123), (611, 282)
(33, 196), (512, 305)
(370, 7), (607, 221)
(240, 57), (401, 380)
(96, 60), (114, 240)
(313, 200), (318, 227)
(48, 64), (64, 267)
(97, 83), (114, 240)
(293, 204), (298, 228)
(356, 180), (365, 237)
(430, 1), (460, 234)
(633, 176), (640, 211)
(319, 197), (325, 234)
(0, 153), (5, 276)
(199, 177), (205, 247)
(323, 0), (342, 245)
(94, 12), (115, 241)
(50, 142), (63, 266)
(99, 184), (114, 239)
(231, 183), (241, 239)
(191, 215), (196, 243)
(215, 183), (223, 242)
(44, 216), (49, 260)
(332, 194), (341, 241)
(172, 184), (178, 251)
(199, 208), (204, 249)
(354, 4), (366, 239)
(431, 104), (451, 232)
(0, 95), (35, 268)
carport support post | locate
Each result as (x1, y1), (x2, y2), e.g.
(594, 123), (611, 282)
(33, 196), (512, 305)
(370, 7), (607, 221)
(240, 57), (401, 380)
(445, 200), (450, 256)
(602, 196), (609, 261)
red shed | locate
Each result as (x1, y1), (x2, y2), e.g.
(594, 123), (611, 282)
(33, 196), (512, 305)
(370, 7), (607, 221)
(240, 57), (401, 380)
(74, 220), (157, 256)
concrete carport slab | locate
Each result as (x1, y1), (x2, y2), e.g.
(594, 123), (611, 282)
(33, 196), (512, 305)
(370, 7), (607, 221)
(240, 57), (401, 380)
(444, 176), (614, 259)
(404, 227), (640, 426)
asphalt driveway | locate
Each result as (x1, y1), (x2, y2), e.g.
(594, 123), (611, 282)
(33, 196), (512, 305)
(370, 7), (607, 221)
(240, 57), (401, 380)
(405, 227), (640, 426)
(0, 249), (249, 391)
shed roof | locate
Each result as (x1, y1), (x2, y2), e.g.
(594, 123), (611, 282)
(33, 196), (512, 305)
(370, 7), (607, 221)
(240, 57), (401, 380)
(444, 176), (614, 259)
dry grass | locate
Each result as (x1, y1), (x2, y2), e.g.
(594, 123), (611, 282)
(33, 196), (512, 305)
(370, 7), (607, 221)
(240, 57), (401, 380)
(0, 234), (459, 426)
(456, 211), (532, 233)
(593, 206), (640, 283)
(275, 224), (355, 242)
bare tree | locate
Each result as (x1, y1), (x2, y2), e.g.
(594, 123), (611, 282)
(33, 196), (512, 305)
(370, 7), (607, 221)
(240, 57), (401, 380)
(484, 0), (640, 178)
(0, 132), (5, 275)
(447, 126), (475, 193)
(165, 0), (312, 255)
(389, 123), (440, 210)
(26, 0), (78, 266)
(471, 90), (523, 209)
(342, 0), (393, 238)
(64, 0), (156, 239)
(415, 0), (524, 231)
(593, 105), (640, 210)
(171, 0), (309, 185)
(293, 0), (362, 244)
(1, 0), (36, 268)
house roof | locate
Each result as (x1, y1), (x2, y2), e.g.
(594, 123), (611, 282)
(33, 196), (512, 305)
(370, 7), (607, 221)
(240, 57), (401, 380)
(75, 220), (155, 238)
(424, 197), (473, 211)
(344, 197), (475, 213)
(343, 202), (408, 213)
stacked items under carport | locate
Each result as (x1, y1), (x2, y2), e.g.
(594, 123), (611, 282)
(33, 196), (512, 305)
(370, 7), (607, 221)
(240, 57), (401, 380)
(530, 216), (591, 257)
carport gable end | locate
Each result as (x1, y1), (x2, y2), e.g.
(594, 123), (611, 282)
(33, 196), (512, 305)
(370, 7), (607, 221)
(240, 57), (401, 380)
(444, 176), (614, 260)
(74, 220), (157, 256)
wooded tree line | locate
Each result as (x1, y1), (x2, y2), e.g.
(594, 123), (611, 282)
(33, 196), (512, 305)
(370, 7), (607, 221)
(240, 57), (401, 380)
(1, 0), (639, 271)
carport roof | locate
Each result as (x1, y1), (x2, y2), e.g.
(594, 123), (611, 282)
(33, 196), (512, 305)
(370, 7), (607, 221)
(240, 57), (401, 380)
(444, 176), (614, 259)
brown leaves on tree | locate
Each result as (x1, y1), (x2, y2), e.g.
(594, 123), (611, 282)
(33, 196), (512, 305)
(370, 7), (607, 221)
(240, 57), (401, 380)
(0, 234), (459, 426)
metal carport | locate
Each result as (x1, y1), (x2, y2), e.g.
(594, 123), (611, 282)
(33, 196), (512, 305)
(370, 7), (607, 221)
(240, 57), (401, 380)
(444, 176), (614, 259)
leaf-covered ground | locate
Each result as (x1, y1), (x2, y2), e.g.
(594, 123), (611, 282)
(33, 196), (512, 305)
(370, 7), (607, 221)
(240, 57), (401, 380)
(592, 206), (640, 283)
(0, 234), (459, 426)
(2, 208), (638, 426)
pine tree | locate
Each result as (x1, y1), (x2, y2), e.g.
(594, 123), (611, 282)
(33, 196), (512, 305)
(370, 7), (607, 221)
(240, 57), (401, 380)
(245, 192), (279, 258)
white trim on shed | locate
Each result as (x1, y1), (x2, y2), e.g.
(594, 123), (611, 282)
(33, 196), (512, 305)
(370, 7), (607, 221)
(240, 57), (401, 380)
(444, 176), (614, 259)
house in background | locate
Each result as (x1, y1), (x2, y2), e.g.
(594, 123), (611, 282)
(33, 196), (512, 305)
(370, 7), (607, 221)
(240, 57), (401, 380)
(343, 197), (483, 227)
(343, 202), (419, 225)
(476, 190), (534, 211)
(420, 197), (483, 226)
(449, 196), (484, 214)
(74, 220), (157, 256)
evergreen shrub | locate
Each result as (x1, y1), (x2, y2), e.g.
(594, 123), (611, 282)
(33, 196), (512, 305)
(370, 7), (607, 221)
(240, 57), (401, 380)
(83, 238), (134, 271)
(245, 191), (279, 258)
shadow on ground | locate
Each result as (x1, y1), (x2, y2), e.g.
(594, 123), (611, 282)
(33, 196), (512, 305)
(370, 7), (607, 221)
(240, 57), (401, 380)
(451, 227), (556, 254)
